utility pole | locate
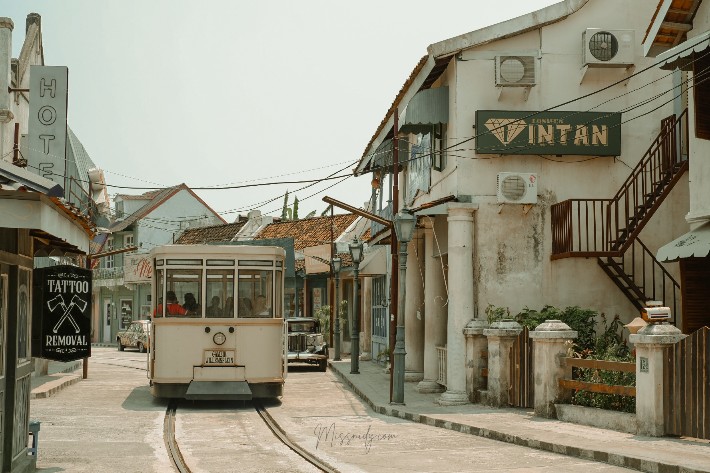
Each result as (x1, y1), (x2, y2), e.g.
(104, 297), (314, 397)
(389, 109), (399, 404)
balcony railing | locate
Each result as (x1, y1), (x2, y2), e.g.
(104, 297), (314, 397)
(371, 202), (393, 237)
(92, 266), (124, 280)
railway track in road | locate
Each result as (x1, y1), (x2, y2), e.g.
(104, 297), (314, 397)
(161, 397), (339, 473)
(98, 353), (339, 472)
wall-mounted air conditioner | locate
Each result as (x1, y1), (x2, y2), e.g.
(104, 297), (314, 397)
(583, 29), (635, 67)
(497, 172), (538, 204)
(495, 55), (537, 86)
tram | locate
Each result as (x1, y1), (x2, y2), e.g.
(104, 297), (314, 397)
(148, 244), (287, 400)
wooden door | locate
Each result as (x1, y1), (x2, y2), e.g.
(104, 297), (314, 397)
(680, 257), (710, 334)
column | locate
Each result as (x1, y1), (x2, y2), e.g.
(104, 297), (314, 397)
(438, 204), (477, 405)
(360, 277), (372, 361)
(405, 232), (424, 381)
(529, 320), (578, 418)
(464, 319), (488, 402)
(630, 323), (686, 436)
(483, 320), (523, 407)
(417, 219), (446, 393)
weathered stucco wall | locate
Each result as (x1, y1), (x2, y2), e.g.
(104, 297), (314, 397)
(404, 0), (689, 323)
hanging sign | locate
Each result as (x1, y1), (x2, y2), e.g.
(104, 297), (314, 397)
(28, 65), (69, 188)
(32, 265), (91, 361)
(475, 110), (621, 156)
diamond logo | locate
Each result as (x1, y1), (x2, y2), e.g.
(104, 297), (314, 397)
(484, 118), (527, 145)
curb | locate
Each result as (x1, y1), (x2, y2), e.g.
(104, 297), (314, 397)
(30, 374), (81, 400)
(328, 363), (709, 473)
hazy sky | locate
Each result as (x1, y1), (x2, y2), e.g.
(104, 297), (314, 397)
(5, 0), (559, 221)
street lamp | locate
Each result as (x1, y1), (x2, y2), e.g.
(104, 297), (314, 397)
(348, 238), (364, 374)
(392, 209), (416, 404)
(332, 256), (342, 361)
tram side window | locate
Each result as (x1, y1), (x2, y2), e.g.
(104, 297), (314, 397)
(238, 269), (273, 318)
(153, 269), (164, 317)
(206, 269), (234, 318)
(165, 269), (202, 317)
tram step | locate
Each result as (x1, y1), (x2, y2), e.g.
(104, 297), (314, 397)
(185, 381), (252, 401)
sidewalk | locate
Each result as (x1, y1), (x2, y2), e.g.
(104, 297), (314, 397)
(329, 359), (710, 473)
(30, 360), (83, 400)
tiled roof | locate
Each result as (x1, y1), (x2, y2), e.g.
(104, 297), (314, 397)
(255, 214), (358, 251)
(175, 218), (248, 244)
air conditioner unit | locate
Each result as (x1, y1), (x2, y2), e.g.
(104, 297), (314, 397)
(583, 29), (635, 67)
(497, 173), (538, 204)
(495, 55), (537, 86)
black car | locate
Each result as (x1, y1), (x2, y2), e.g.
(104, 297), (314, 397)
(286, 317), (328, 371)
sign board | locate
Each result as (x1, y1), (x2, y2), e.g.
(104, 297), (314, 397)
(304, 244), (331, 274)
(32, 265), (91, 362)
(124, 253), (153, 283)
(639, 356), (649, 373)
(28, 66), (69, 188)
(475, 110), (621, 156)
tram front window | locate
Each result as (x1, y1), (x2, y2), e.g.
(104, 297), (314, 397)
(206, 269), (234, 318)
(165, 269), (202, 317)
(238, 269), (273, 318)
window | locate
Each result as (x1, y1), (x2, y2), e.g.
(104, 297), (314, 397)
(694, 53), (710, 140)
(105, 237), (114, 269)
(125, 234), (134, 249)
(238, 269), (273, 318)
(432, 124), (447, 171)
(206, 269), (234, 318)
(164, 269), (202, 317)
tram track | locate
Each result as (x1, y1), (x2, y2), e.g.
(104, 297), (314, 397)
(162, 399), (339, 473)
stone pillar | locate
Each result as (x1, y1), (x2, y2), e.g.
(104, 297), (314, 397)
(405, 232), (424, 382)
(630, 323), (686, 436)
(417, 219), (446, 393)
(464, 319), (488, 402)
(529, 320), (577, 418)
(361, 277), (372, 361)
(438, 204), (477, 405)
(483, 320), (523, 407)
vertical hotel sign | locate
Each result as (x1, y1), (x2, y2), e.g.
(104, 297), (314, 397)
(475, 110), (621, 156)
(28, 66), (68, 188)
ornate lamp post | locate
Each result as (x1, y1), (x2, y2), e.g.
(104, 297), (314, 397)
(392, 209), (416, 404)
(332, 256), (342, 361)
(348, 238), (364, 374)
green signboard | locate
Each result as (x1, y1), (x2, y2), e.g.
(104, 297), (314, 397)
(475, 110), (621, 156)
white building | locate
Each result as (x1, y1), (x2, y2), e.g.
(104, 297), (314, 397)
(355, 0), (688, 404)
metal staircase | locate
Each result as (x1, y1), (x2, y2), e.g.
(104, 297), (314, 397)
(551, 111), (688, 319)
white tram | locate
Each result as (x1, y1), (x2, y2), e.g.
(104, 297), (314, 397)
(148, 244), (287, 400)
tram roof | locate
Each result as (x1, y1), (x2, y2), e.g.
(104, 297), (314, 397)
(149, 244), (286, 259)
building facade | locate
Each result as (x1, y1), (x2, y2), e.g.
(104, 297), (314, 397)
(356, 0), (688, 403)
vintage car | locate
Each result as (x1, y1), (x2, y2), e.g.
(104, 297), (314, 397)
(117, 319), (151, 353)
(287, 317), (328, 371)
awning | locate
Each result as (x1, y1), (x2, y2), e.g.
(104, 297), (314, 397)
(656, 222), (710, 262)
(656, 31), (710, 71)
(0, 159), (63, 197)
(358, 245), (387, 276)
(399, 87), (449, 135)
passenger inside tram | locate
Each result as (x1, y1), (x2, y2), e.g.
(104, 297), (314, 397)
(206, 296), (222, 317)
(183, 292), (200, 316)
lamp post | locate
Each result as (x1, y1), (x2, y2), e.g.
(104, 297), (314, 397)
(348, 238), (364, 374)
(392, 209), (416, 404)
(332, 256), (342, 361)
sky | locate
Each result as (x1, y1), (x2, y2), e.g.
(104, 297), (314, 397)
(4, 0), (560, 222)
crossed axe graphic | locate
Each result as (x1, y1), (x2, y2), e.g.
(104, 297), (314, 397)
(47, 294), (87, 334)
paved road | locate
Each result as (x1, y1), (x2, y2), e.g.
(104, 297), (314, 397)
(31, 348), (637, 472)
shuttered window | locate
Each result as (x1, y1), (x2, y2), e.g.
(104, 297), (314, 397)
(693, 53), (710, 140)
(680, 257), (710, 334)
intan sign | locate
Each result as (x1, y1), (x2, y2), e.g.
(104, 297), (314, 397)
(32, 265), (92, 362)
(28, 65), (69, 188)
(475, 110), (621, 156)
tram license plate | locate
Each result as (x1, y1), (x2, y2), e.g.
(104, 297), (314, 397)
(204, 350), (235, 365)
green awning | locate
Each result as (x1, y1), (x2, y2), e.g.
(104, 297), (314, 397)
(399, 87), (449, 134)
(656, 31), (710, 71)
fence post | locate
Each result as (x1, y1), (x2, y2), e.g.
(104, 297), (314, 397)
(629, 323), (685, 436)
(464, 319), (488, 403)
(529, 320), (577, 418)
(483, 320), (522, 407)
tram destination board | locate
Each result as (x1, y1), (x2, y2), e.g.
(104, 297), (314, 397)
(204, 349), (235, 365)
